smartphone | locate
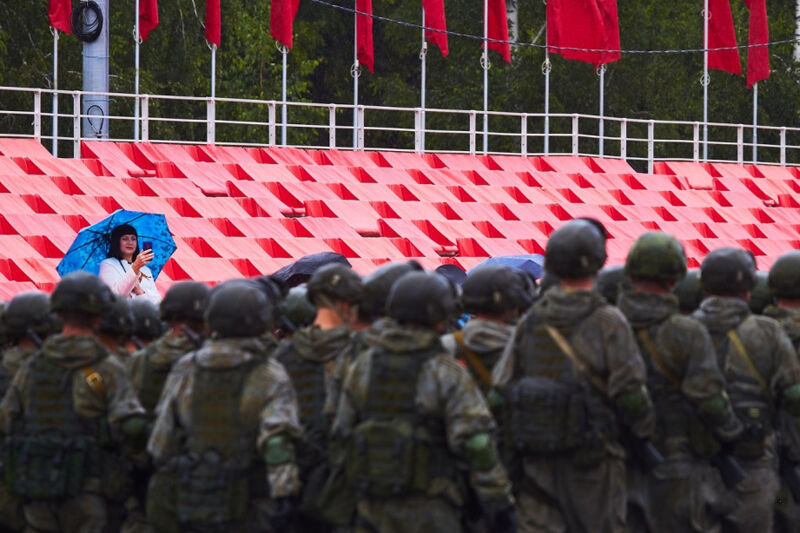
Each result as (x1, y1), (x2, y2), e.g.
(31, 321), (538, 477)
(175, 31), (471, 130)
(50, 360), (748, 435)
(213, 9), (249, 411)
(142, 241), (153, 252)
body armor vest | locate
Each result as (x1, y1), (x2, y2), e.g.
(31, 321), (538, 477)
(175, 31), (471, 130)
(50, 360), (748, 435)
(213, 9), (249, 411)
(0, 364), (13, 403)
(277, 342), (328, 446)
(139, 348), (179, 415)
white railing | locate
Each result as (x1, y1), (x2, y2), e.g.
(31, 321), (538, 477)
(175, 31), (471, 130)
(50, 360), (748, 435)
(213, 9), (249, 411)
(1, 85), (799, 172)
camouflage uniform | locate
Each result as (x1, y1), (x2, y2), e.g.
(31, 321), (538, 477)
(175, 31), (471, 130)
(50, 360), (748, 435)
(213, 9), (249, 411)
(130, 330), (197, 415)
(0, 333), (145, 533)
(764, 306), (800, 353)
(441, 318), (514, 392)
(493, 287), (655, 533)
(0, 346), (37, 394)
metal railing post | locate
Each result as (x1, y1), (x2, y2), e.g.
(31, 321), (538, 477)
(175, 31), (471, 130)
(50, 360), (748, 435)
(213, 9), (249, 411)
(469, 112), (477, 155)
(620, 119), (627, 160)
(780, 127), (787, 165)
(141, 96), (149, 142)
(647, 120), (655, 174)
(414, 109), (423, 153)
(571, 114), (579, 155)
(357, 106), (365, 149)
(692, 123), (700, 161)
(268, 103), (276, 146)
(329, 105), (336, 149)
(520, 114), (528, 156)
(206, 98), (216, 145)
(72, 91), (81, 158)
(33, 91), (42, 141)
(736, 125), (744, 164)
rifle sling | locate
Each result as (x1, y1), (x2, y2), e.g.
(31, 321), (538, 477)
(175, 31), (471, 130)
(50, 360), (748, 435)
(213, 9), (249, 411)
(453, 331), (492, 388)
(727, 328), (773, 411)
(544, 324), (607, 395)
(637, 328), (682, 390)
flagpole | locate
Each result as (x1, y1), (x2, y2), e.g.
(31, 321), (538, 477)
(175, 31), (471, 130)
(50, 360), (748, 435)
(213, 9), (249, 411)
(420, 9), (427, 152)
(752, 82), (758, 162)
(52, 28), (59, 156)
(544, 23), (550, 154)
(134, 0), (140, 142)
(281, 46), (288, 146)
(702, 0), (709, 161)
(353, 9), (360, 149)
(482, 0), (489, 154)
(598, 64), (605, 157)
(211, 44), (216, 100)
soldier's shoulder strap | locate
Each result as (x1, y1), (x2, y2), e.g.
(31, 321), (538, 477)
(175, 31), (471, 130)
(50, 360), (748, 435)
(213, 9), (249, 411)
(636, 327), (682, 390)
(727, 326), (773, 409)
(452, 331), (492, 388)
(543, 324), (607, 395)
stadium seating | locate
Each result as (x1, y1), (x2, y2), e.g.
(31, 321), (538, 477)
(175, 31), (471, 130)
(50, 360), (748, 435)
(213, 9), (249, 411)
(0, 138), (797, 295)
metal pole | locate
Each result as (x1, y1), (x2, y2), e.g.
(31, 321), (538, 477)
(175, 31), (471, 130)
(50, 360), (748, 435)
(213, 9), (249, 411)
(420, 9), (427, 151)
(353, 9), (359, 149)
(482, 0), (489, 154)
(134, 0), (140, 141)
(598, 65), (605, 157)
(211, 45), (216, 100)
(281, 46), (288, 146)
(702, 0), (709, 161)
(83, 0), (110, 139)
(544, 16), (550, 155)
(52, 29), (59, 156)
(752, 82), (758, 163)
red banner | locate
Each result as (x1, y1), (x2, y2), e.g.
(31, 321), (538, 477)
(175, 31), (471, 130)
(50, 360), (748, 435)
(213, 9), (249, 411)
(271, 0), (301, 49)
(487, 0), (510, 63)
(357, 0), (374, 72)
(547, 0), (620, 67)
(708, 0), (741, 74)
(48, 0), (72, 34)
(139, 0), (159, 41)
(745, 0), (770, 88)
(205, 0), (221, 47)
(422, 0), (448, 57)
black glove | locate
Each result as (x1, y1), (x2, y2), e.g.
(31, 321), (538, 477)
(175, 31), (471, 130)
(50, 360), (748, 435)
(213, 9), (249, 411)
(268, 497), (294, 531)
(488, 505), (517, 533)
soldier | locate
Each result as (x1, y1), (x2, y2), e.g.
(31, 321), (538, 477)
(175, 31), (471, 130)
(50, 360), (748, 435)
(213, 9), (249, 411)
(493, 218), (654, 533)
(0, 271), (147, 533)
(331, 271), (515, 532)
(619, 232), (741, 532)
(673, 268), (703, 315)
(693, 247), (800, 532)
(96, 294), (136, 372)
(276, 284), (317, 339)
(441, 265), (532, 393)
(128, 299), (164, 351)
(594, 264), (633, 306)
(748, 271), (773, 315)
(131, 281), (209, 416)
(146, 279), (303, 532)
(274, 263), (361, 529)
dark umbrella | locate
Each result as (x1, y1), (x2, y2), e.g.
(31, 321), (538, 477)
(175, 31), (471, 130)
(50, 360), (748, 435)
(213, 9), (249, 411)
(468, 254), (545, 279)
(271, 252), (351, 288)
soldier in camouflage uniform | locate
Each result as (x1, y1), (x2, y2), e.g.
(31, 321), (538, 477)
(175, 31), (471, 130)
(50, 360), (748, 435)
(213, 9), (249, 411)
(765, 251), (800, 533)
(748, 271), (773, 315)
(441, 265), (532, 394)
(693, 247), (800, 533)
(331, 271), (515, 533)
(0, 271), (147, 533)
(673, 268), (703, 315)
(127, 299), (164, 352)
(493, 218), (655, 533)
(147, 279), (303, 532)
(131, 281), (209, 416)
(620, 232), (742, 532)
(594, 265), (633, 306)
(96, 293), (136, 372)
(276, 284), (317, 339)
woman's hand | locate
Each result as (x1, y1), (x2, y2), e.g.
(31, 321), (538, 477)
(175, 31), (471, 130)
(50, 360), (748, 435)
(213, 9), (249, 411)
(132, 285), (145, 296)
(131, 249), (154, 275)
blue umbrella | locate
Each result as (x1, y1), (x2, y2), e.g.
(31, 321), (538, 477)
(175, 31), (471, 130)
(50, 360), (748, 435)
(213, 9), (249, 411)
(56, 210), (176, 280)
(468, 254), (545, 279)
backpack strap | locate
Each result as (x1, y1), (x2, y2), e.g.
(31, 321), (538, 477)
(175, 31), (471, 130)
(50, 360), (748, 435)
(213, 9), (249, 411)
(637, 328), (681, 390)
(453, 331), (492, 388)
(544, 324), (607, 395)
(727, 328), (773, 410)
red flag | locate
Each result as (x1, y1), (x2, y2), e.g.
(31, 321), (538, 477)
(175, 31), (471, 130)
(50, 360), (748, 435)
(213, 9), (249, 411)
(205, 0), (221, 47)
(708, 0), (740, 74)
(357, 0), (374, 72)
(547, 0), (620, 67)
(139, 0), (159, 41)
(486, 0), (510, 63)
(271, 0), (300, 49)
(49, 0), (72, 33)
(422, 0), (448, 57)
(745, 0), (770, 88)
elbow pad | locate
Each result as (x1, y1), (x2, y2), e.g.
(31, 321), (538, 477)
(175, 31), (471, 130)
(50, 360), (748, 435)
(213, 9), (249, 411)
(264, 434), (295, 466)
(615, 386), (652, 423)
(120, 415), (150, 440)
(697, 391), (734, 427)
(782, 384), (800, 416)
(465, 433), (499, 472)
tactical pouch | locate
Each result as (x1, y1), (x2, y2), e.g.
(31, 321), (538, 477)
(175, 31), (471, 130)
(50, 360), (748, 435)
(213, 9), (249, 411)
(731, 408), (767, 460)
(688, 414), (722, 459)
(174, 450), (248, 526)
(4, 432), (88, 500)
(508, 376), (586, 455)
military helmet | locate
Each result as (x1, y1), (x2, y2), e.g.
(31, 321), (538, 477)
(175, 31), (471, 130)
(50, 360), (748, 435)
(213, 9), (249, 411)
(3, 292), (59, 343)
(130, 300), (164, 341)
(386, 271), (458, 326)
(748, 271), (773, 314)
(700, 247), (757, 295)
(673, 269), (703, 313)
(544, 219), (607, 279)
(306, 263), (362, 305)
(360, 262), (423, 321)
(206, 280), (273, 338)
(50, 271), (113, 317)
(280, 284), (317, 331)
(98, 294), (134, 339)
(160, 281), (210, 323)
(769, 251), (800, 299)
(594, 265), (634, 305)
(625, 231), (688, 283)
(538, 271), (560, 296)
(461, 266), (533, 315)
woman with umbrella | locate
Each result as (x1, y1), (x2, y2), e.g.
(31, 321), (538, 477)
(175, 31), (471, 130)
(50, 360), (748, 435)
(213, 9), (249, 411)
(99, 223), (161, 304)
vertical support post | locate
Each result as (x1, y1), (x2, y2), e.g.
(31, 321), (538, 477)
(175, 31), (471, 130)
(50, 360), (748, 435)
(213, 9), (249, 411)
(469, 111), (477, 155)
(72, 91), (81, 158)
(353, 9), (360, 149)
(702, 0), (709, 161)
(520, 114), (528, 156)
(598, 65), (605, 157)
(647, 120), (655, 174)
(420, 9), (427, 152)
(33, 91), (42, 141)
(752, 82), (758, 163)
(141, 96), (149, 142)
(83, 0), (110, 139)
(206, 99), (215, 144)
(134, 0), (140, 141)
(52, 29), (59, 156)
(329, 105), (337, 149)
(268, 102), (276, 146)
(543, 18), (550, 155)
(693, 122), (700, 161)
(571, 114), (579, 155)
(357, 106), (365, 149)
(620, 119), (627, 160)
(281, 47), (288, 146)
(482, 0), (489, 154)
(780, 127), (787, 165)
(211, 45), (216, 100)
(736, 124), (744, 164)
(414, 109), (423, 153)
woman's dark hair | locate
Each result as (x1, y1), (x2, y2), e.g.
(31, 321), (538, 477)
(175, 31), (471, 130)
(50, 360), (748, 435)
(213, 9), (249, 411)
(108, 223), (139, 261)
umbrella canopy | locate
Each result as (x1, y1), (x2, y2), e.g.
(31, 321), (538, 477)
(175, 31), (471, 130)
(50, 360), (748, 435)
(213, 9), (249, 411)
(469, 254), (544, 279)
(56, 210), (176, 280)
(271, 252), (350, 287)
